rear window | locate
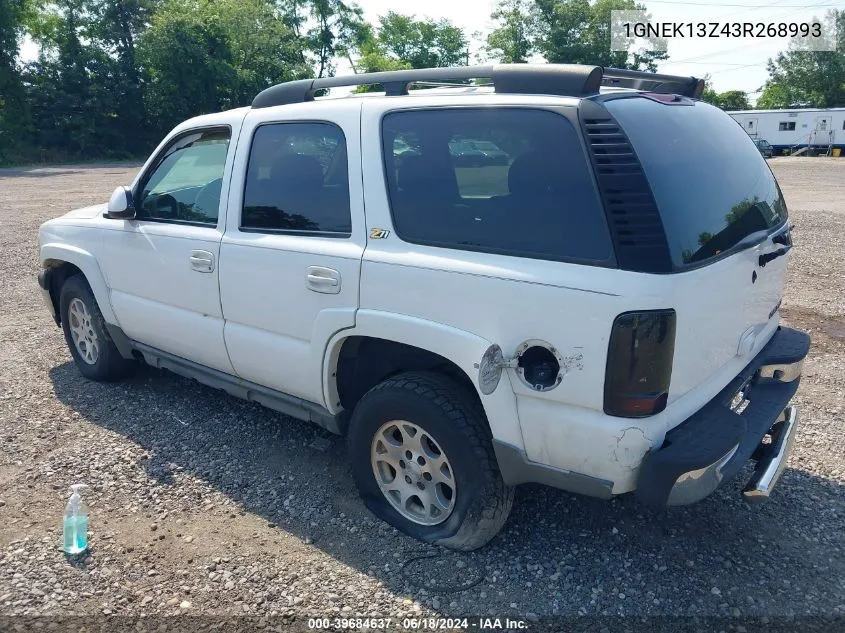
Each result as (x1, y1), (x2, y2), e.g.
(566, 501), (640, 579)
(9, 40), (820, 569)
(605, 98), (788, 268)
(381, 108), (613, 263)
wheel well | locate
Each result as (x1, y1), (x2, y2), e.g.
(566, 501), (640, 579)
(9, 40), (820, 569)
(335, 337), (480, 412)
(43, 260), (83, 324)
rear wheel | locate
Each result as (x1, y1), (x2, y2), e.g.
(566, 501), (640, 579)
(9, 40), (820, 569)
(59, 275), (135, 381)
(348, 371), (514, 551)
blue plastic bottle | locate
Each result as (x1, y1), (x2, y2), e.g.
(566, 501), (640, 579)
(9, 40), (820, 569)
(62, 484), (89, 555)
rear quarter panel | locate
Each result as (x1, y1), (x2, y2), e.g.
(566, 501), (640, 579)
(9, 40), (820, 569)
(358, 95), (671, 489)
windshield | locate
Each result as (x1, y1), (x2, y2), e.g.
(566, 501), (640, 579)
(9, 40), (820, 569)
(604, 97), (788, 268)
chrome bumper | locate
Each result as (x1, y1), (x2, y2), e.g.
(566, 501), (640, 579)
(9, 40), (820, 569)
(742, 406), (798, 501)
(759, 359), (804, 383)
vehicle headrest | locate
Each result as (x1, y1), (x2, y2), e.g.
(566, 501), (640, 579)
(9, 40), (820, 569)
(397, 154), (458, 200)
(194, 178), (223, 219)
(508, 150), (558, 196)
(271, 153), (324, 189)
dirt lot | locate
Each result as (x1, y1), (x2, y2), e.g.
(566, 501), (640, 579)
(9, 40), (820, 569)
(0, 158), (843, 627)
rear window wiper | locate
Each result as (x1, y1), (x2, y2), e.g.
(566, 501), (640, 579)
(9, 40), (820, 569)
(759, 245), (792, 267)
(772, 223), (794, 246)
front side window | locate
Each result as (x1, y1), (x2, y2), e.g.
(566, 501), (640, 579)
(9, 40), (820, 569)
(139, 128), (230, 224)
(241, 122), (351, 235)
(381, 108), (613, 263)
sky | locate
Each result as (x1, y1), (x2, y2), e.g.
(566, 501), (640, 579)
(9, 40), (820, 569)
(19, 0), (842, 103)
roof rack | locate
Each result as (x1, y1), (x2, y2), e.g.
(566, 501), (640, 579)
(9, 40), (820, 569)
(251, 64), (704, 109)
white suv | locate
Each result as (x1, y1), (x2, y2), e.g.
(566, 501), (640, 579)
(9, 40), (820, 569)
(38, 64), (810, 550)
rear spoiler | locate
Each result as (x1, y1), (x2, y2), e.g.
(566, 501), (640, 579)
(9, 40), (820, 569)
(600, 67), (705, 99)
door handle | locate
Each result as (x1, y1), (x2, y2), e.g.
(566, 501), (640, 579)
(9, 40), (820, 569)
(306, 266), (341, 294)
(190, 250), (215, 273)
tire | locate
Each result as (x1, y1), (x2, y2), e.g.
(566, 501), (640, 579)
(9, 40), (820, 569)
(59, 274), (135, 381)
(347, 371), (514, 551)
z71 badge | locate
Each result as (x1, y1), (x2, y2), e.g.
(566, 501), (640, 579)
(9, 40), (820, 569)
(369, 228), (390, 239)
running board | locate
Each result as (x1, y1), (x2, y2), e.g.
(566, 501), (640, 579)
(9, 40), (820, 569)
(132, 342), (345, 435)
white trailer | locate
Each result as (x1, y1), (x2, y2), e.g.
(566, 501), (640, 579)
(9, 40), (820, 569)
(728, 107), (845, 155)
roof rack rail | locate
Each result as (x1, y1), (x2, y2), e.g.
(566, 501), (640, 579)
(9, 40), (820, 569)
(251, 64), (704, 109)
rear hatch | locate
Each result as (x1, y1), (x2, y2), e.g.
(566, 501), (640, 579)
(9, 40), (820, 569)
(603, 96), (791, 404)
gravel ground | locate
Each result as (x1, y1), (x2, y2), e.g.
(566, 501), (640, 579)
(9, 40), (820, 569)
(0, 158), (843, 629)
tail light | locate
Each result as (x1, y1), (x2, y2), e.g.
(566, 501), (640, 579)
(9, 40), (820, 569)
(604, 310), (676, 418)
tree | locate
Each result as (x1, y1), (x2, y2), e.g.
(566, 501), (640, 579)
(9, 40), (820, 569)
(344, 10), (469, 90)
(0, 0), (30, 162)
(532, 0), (667, 70)
(699, 76), (749, 111)
(88, 0), (156, 151)
(716, 90), (750, 111)
(354, 39), (412, 75)
(487, 0), (535, 63)
(756, 82), (807, 109)
(759, 9), (845, 108)
(305, 0), (365, 78)
(375, 11), (469, 69)
(700, 89), (719, 106)
(23, 0), (127, 159)
(138, 0), (310, 135)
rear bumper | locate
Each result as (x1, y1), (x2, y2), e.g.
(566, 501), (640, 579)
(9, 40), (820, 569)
(635, 326), (810, 507)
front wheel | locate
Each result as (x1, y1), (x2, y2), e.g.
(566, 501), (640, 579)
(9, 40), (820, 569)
(347, 371), (514, 551)
(59, 275), (135, 381)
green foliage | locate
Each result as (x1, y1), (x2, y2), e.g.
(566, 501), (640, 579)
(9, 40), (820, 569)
(531, 0), (667, 70)
(756, 83), (804, 109)
(702, 87), (750, 111)
(305, 0), (365, 78)
(1, 0), (320, 164)
(89, 0), (155, 153)
(373, 11), (469, 69)
(139, 0), (310, 134)
(9, 0), (842, 165)
(346, 11), (467, 93)
(21, 0), (133, 160)
(716, 90), (750, 111)
(487, 0), (535, 63)
(759, 10), (845, 108)
(0, 0), (31, 162)
(139, 0), (309, 135)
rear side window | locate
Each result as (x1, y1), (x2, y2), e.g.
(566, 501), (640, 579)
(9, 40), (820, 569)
(381, 108), (613, 263)
(241, 122), (351, 235)
(605, 98), (788, 268)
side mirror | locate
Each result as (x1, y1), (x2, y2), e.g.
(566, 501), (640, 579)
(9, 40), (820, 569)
(104, 186), (136, 220)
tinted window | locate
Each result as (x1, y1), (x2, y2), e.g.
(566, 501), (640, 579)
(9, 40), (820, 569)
(139, 128), (230, 224)
(605, 98), (788, 268)
(381, 108), (612, 262)
(242, 122), (351, 235)
(779, 121), (796, 131)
